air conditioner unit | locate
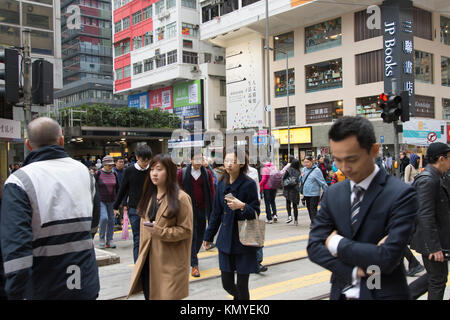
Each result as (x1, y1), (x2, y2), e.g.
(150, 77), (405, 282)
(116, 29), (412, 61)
(193, 25), (199, 30)
(215, 55), (224, 62)
(191, 66), (198, 72)
(158, 12), (166, 20)
(213, 113), (221, 120)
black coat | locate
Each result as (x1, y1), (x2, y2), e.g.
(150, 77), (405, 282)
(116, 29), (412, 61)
(410, 165), (450, 255)
(307, 168), (418, 300)
(282, 167), (301, 205)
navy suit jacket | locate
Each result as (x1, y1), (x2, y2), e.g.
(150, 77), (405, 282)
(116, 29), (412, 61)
(307, 168), (418, 300)
(203, 174), (260, 255)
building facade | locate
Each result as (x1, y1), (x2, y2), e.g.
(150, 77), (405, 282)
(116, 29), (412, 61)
(200, 0), (450, 164)
(55, 0), (127, 108)
(112, 0), (227, 131)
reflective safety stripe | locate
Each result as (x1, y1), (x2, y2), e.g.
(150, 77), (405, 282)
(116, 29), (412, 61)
(33, 239), (94, 257)
(3, 255), (33, 274)
(36, 221), (92, 240)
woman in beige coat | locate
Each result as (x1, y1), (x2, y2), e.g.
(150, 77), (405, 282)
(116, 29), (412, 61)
(128, 154), (193, 300)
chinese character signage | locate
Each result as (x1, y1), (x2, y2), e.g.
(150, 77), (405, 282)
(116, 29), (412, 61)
(0, 118), (21, 140)
(382, 0), (415, 114)
(173, 80), (203, 131)
(149, 86), (173, 112)
(128, 92), (149, 109)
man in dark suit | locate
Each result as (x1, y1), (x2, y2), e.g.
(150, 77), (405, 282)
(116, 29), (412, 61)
(307, 116), (419, 300)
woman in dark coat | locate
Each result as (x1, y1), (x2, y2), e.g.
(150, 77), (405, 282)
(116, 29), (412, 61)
(203, 151), (260, 300)
(282, 159), (301, 226)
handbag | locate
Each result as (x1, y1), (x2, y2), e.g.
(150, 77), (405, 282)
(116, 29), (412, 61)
(282, 171), (298, 188)
(121, 208), (129, 240)
(237, 211), (265, 247)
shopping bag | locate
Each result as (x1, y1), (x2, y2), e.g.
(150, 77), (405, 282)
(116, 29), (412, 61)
(121, 208), (129, 240)
(237, 212), (265, 247)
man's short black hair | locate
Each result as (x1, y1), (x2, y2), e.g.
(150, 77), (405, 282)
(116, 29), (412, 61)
(135, 144), (152, 160)
(328, 116), (376, 154)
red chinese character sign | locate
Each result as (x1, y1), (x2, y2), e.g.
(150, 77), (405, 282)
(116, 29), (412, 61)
(149, 86), (173, 112)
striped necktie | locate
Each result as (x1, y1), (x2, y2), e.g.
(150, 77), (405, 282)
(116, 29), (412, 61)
(351, 185), (365, 229)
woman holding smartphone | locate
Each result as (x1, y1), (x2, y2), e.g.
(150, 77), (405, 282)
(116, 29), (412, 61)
(127, 154), (193, 300)
(203, 151), (260, 300)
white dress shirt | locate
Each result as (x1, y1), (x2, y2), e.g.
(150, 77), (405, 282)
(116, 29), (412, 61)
(327, 164), (380, 299)
(191, 168), (201, 180)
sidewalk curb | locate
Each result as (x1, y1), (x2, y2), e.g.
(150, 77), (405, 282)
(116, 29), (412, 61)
(95, 248), (120, 267)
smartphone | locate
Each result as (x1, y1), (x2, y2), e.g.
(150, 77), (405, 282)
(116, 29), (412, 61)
(143, 221), (154, 227)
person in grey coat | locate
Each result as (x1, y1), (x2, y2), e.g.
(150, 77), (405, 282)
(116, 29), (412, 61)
(282, 159), (301, 226)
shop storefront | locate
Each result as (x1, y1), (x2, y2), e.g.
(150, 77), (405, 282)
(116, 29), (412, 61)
(0, 118), (22, 184)
(272, 127), (312, 168)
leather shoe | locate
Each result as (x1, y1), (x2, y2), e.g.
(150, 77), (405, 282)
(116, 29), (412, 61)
(406, 264), (424, 277)
(191, 266), (200, 277)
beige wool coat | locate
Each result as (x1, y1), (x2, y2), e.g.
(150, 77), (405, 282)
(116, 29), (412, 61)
(127, 190), (193, 300)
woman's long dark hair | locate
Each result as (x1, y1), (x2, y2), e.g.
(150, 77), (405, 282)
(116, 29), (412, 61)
(219, 151), (249, 184)
(137, 154), (180, 220)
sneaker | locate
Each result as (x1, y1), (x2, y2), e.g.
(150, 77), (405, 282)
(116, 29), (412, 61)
(105, 242), (116, 249)
(406, 264), (424, 277)
(273, 215), (278, 222)
(266, 219), (273, 224)
(191, 266), (200, 277)
(286, 217), (293, 224)
(98, 242), (105, 249)
(294, 219), (298, 226)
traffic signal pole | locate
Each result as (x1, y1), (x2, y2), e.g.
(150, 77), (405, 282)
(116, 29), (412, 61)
(23, 29), (32, 158)
(391, 78), (400, 178)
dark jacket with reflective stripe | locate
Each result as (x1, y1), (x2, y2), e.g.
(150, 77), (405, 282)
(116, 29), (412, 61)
(0, 145), (100, 300)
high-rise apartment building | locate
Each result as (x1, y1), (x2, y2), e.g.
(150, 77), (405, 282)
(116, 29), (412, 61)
(55, 0), (127, 108)
(112, 0), (226, 131)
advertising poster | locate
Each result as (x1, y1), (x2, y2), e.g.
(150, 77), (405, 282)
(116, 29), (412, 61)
(149, 86), (173, 112)
(403, 119), (447, 146)
(226, 36), (264, 129)
(128, 92), (149, 109)
(173, 80), (203, 131)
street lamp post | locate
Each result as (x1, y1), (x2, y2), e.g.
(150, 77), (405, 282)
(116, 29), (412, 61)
(265, 45), (290, 158)
(265, 0), (272, 162)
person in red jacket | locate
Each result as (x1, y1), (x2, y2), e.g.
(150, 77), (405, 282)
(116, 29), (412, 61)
(178, 152), (215, 277)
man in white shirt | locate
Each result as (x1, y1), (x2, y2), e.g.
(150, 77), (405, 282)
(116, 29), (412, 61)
(307, 116), (418, 300)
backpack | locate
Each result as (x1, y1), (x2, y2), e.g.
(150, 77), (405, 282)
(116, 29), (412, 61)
(267, 167), (282, 189)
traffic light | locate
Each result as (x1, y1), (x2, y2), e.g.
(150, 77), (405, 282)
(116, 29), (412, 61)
(0, 48), (20, 104)
(32, 59), (53, 105)
(378, 93), (402, 123)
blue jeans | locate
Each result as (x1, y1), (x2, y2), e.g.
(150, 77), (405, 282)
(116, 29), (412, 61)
(99, 202), (115, 244)
(191, 208), (206, 267)
(128, 208), (141, 263)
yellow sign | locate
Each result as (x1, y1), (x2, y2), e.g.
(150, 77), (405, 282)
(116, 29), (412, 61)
(109, 153), (122, 157)
(291, 0), (313, 8)
(273, 127), (312, 144)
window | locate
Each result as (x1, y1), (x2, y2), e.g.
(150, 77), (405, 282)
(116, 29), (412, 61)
(415, 50), (433, 84)
(0, 0), (19, 25)
(143, 5), (153, 20)
(133, 36), (142, 50)
(355, 50), (383, 85)
(123, 40), (130, 54)
(166, 0), (175, 9)
(166, 22), (177, 39)
(182, 23), (199, 37)
(306, 100), (343, 124)
(441, 16), (450, 46)
(204, 53), (212, 63)
(354, 9), (381, 42)
(22, 4), (53, 30)
(133, 62), (143, 75)
(274, 69), (295, 97)
(155, 0), (165, 15)
(115, 68), (123, 80)
(114, 0), (121, 10)
(30, 30), (53, 55)
(242, 0), (260, 6)
(443, 56), (450, 86)
(220, 80), (226, 96)
(222, 0), (239, 15)
(356, 96), (381, 119)
(183, 51), (198, 64)
(157, 26), (165, 41)
(156, 53), (166, 68)
(123, 65), (131, 78)
(0, 25), (20, 48)
(202, 4), (219, 23)
(182, 0), (196, 9)
(132, 11), (142, 25)
(144, 58), (154, 71)
(414, 7), (432, 41)
(167, 50), (177, 64)
(273, 32), (294, 61)
(275, 107), (295, 127)
(122, 17), (130, 29)
(305, 18), (342, 53)
(305, 59), (342, 92)
(144, 32), (153, 46)
(443, 98), (450, 120)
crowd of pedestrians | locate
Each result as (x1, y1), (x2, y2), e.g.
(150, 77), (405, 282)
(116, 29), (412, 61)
(0, 115), (449, 301)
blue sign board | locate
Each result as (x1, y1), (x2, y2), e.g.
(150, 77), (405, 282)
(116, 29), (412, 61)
(128, 92), (149, 109)
(380, 135), (385, 144)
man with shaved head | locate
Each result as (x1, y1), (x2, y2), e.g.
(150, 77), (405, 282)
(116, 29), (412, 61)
(0, 117), (100, 300)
